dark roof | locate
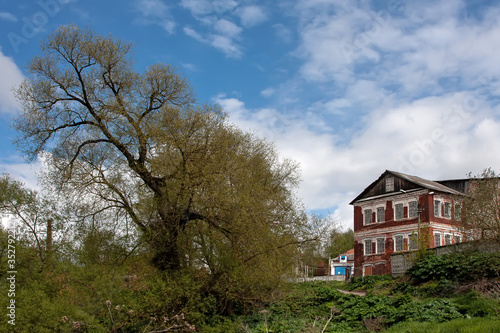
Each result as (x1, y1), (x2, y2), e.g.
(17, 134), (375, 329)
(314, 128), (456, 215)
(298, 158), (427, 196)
(389, 170), (464, 195)
(350, 170), (465, 205)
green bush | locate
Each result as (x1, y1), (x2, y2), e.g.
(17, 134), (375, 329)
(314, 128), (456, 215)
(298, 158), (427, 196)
(408, 252), (500, 284)
(347, 274), (393, 291)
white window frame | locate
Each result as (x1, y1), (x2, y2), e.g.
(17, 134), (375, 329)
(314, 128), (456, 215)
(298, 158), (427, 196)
(408, 201), (418, 218)
(454, 234), (462, 243)
(454, 201), (462, 220)
(444, 202), (451, 219)
(393, 234), (404, 252)
(434, 200), (441, 217)
(376, 237), (385, 254)
(376, 206), (385, 223)
(395, 203), (404, 220)
(364, 239), (373, 255)
(434, 232), (442, 247)
(364, 208), (373, 225)
(444, 233), (452, 245)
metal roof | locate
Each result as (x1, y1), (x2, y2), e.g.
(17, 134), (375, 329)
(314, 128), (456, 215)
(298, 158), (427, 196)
(350, 170), (465, 205)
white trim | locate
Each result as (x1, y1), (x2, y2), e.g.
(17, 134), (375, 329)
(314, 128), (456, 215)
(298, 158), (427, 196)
(354, 189), (427, 204)
(392, 197), (419, 220)
(355, 223), (420, 237)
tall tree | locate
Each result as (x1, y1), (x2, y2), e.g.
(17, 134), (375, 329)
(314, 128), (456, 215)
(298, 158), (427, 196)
(460, 168), (500, 241)
(14, 25), (311, 276)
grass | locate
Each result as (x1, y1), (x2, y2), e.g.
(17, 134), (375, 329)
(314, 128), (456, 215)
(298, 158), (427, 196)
(384, 317), (500, 333)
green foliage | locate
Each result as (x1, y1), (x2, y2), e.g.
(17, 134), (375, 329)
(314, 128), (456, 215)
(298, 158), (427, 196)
(452, 291), (500, 317)
(347, 274), (394, 292)
(408, 251), (500, 284)
(384, 317), (500, 333)
(325, 228), (354, 258)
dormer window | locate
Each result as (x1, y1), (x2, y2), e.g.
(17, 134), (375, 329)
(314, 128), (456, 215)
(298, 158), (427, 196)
(386, 177), (394, 192)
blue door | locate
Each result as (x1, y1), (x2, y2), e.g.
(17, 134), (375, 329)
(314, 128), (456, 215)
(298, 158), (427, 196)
(335, 267), (346, 275)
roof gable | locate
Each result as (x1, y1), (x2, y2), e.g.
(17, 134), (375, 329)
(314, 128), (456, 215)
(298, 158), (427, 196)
(350, 170), (464, 205)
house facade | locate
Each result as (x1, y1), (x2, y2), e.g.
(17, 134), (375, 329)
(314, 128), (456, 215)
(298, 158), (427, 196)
(330, 248), (354, 279)
(350, 170), (467, 277)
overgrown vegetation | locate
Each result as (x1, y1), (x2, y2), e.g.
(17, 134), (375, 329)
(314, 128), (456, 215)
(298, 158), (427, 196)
(1, 215), (500, 331)
(2, 23), (500, 332)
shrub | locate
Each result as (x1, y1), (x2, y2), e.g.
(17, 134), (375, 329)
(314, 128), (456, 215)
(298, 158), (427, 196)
(408, 251), (500, 284)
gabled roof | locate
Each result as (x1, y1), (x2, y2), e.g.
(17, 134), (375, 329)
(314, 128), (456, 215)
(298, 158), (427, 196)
(333, 248), (354, 261)
(389, 170), (465, 194)
(350, 170), (464, 205)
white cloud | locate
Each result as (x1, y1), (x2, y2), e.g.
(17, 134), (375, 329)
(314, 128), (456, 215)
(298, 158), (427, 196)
(214, 18), (242, 37)
(211, 34), (243, 58)
(180, 0), (213, 16)
(236, 5), (267, 27)
(273, 23), (293, 43)
(184, 26), (243, 58)
(0, 49), (24, 115)
(180, 0), (237, 16)
(215, 84), (500, 231)
(0, 12), (17, 22)
(0, 156), (42, 191)
(133, 0), (175, 34)
(260, 87), (275, 98)
(183, 26), (204, 41)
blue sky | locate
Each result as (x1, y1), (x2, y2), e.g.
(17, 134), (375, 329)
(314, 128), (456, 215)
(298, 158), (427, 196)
(1, 0), (500, 229)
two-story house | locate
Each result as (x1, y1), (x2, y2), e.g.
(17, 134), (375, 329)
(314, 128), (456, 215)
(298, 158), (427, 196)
(350, 170), (467, 277)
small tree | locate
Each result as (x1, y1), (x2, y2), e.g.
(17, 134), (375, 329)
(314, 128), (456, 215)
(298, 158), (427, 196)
(325, 228), (354, 258)
(460, 168), (500, 241)
(0, 174), (65, 268)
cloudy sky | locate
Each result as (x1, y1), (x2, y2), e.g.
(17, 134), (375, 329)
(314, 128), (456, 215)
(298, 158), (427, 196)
(1, 0), (499, 230)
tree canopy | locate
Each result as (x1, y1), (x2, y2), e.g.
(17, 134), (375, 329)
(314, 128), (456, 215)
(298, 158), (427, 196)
(460, 168), (500, 241)
(13, 24), (314, 298)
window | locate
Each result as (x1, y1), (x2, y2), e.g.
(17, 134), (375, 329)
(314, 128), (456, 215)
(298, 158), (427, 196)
(454, 202), (461, 220)
(445, 234), (452, 245)
(444, 202), (451, 218)
(395, 203), (404, 220)
(454, 234), (462, 243)
(394, 235), (404, 252)
(377, 207), (385, 222)
(386, 177), (394, 192)
(434, 233), (441, 247)
(408, 233), (418, 250)
(409, 201), (418, 218)
(376, 238), (385, 254)
(434, 200), (441, 217)
(364, 209), (372, 225)
(364, 239), (373, 255)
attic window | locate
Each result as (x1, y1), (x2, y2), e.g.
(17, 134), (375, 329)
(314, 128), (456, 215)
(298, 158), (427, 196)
(386, 177), (394, 192)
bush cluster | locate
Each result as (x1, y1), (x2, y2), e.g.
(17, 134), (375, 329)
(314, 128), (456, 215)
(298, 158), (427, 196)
(407, 251), (500, 284)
